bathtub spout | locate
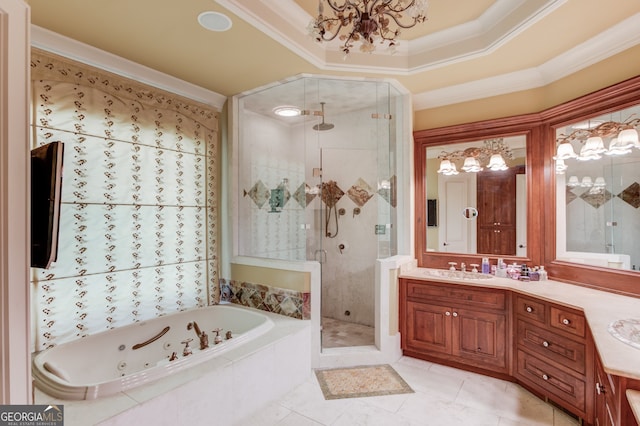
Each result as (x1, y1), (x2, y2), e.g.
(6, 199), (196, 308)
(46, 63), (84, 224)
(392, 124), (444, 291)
(187, 321), (202, 337)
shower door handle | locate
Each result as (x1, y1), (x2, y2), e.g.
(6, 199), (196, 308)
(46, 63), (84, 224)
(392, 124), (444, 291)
(315, 249), (327, 264)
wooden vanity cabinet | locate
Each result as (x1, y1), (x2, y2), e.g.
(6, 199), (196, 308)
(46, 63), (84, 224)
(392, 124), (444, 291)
(594, 354), (640, 426)
(514, 295), (593, 423)
(400, 279), (510, 376)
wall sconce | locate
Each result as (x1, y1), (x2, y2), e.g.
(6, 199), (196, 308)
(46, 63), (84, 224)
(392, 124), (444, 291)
(567, 175), (580, 187)
(555, 117), (640, 162)
(437, 138), (513, 175)
(437, 159), (459, 176)
(555, 158), (568, 174)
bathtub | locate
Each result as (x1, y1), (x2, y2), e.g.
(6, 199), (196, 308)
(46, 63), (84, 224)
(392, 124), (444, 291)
(32, 304), (274, 400)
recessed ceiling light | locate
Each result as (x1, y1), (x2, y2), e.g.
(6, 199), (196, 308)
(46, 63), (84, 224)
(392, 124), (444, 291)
(198, 11), (232, 32)
(273, 106), (301, 117)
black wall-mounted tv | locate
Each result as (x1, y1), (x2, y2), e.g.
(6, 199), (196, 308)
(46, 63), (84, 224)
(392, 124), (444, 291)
(31, 141), (64, 269)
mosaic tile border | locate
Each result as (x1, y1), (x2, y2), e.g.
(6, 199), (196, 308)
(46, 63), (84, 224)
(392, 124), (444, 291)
(219, 278), (310, 320)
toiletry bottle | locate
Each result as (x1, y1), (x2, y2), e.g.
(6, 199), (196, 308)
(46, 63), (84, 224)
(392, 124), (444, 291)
(481, 257), (490, 274)
(539, 266), (547, 281)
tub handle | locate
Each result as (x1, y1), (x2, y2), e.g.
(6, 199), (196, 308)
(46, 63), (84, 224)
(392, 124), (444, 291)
(132, 326), (170, 350)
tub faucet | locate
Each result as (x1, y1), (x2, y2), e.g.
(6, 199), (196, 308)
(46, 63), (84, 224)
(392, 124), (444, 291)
(188, 321), (209, 350)
(212, 328), (223, 345)
(181, 339), (193, 356)
(198, 331), (209, 350)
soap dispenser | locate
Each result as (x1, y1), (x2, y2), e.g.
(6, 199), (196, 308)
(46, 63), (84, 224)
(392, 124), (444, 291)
(481, 257), (490, 274)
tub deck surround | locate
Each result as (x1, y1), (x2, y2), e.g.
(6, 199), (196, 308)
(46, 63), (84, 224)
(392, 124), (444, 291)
(34, 306), (311, 425)
(400, 267), (640, 419)
(33, 304), (275, 400)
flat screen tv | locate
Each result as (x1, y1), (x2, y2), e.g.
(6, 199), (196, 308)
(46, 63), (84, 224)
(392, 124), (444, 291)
(31, 141), (64, 269)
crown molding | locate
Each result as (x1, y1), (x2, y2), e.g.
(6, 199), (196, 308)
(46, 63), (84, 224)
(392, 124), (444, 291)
(30, 25), (227, 109)
(217, 0), (565, 74)
(413, 12), (640, 110)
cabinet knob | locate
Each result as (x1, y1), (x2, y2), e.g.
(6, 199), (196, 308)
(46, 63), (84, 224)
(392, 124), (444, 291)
(452, 312), (458, 317)
(445, 311), (451, 316)
(526, 306), (533, 313)
(562, 318), (571, 325)
(542, 374), (549, 381)
(542, 341), (549, 348)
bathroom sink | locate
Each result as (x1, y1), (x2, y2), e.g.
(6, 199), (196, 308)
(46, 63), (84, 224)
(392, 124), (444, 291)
(423, 269), (493, 280)
(608, 318), (640, 350)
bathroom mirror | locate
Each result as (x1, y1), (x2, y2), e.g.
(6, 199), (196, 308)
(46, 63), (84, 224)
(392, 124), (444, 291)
(554, 103), (640, 273)
(462, 207), (478, 219)
(423, 135), (527, 256)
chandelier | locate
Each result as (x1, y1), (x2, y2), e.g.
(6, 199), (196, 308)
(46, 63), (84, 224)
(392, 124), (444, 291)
(436, 138), (513, 176)
(308, 0), (428, 56)
(554, 117), (640, 165)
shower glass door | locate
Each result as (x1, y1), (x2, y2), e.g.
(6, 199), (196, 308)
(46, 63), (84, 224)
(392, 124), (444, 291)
(234, 75), (403, 351)
(300, 78), (397, 349)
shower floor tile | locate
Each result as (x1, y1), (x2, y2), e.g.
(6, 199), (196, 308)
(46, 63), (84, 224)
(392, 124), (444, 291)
(321, 317), (374, 348)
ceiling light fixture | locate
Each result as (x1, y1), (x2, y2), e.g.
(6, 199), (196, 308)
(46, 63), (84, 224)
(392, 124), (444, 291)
(198, 11), (233, 32)
(437, 138), (513, 175)
(308, 0), (427, 56)
(273, 106), (302, 117)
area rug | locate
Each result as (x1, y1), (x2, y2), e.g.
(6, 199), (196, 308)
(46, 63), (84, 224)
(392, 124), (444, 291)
(315, 364), (414, 400)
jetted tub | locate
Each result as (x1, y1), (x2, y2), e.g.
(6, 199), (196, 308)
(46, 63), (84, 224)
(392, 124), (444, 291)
(32, 304), (274, 400)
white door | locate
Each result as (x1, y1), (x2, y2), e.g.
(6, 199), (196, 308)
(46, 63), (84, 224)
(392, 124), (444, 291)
(438, 174), (475, 252)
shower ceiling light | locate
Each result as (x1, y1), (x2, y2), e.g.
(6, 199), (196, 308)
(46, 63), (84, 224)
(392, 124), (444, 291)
(273, 106), (302, 117)
(308, 0), (427, 56)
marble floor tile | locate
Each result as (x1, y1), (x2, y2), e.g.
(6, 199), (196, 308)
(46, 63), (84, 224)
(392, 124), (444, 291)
(321, 317), (374, 348)
(236, 356), (581, 426)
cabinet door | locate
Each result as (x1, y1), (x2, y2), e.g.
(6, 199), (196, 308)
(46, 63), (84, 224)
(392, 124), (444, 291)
(405, 301), (452, 355)
(452, 307), (507, 370)
(594, 355), (618, 426)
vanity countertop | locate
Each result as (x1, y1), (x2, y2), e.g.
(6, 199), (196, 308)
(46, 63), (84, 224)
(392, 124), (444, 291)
(399, 267), (640, 381)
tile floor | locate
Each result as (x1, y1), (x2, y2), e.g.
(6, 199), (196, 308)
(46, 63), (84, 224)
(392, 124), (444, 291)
(321, 317), (375, 348)
(240, 356), (581, 426)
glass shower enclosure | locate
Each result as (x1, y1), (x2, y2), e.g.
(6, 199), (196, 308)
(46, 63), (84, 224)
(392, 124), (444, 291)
(234, 75), (406, 350)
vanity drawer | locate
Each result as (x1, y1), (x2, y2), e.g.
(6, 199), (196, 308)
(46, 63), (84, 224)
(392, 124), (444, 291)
(517, 319), (586, 374)
(516, 349), (586, 412)
(549, 306), (586, 338)
(406, 281), (506, 310)
(515, 296), (546, 323)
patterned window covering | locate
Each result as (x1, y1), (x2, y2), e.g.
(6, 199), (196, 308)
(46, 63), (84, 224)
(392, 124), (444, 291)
(30, 50), (219, 350)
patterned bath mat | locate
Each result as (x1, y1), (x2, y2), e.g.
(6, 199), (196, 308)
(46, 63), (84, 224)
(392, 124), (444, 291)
(315, 364), (414, 400)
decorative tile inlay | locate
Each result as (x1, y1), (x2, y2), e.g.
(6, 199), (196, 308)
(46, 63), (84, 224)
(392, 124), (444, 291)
(347, 178), (374, 207)
(321, 180), (344, 207)
(244, 180), (270, 208)
(293, 183), (307, 208)
(618, 181), (640, 208)
(580, 188), (612, 208)
(219, 278), (310, 320)
(565, 187), (578, 204)
(377, 175), (397, 207)
(305, 184), (320, 207)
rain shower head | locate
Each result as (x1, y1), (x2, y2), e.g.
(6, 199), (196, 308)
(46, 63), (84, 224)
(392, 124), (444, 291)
(313, 102), (334, 131)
